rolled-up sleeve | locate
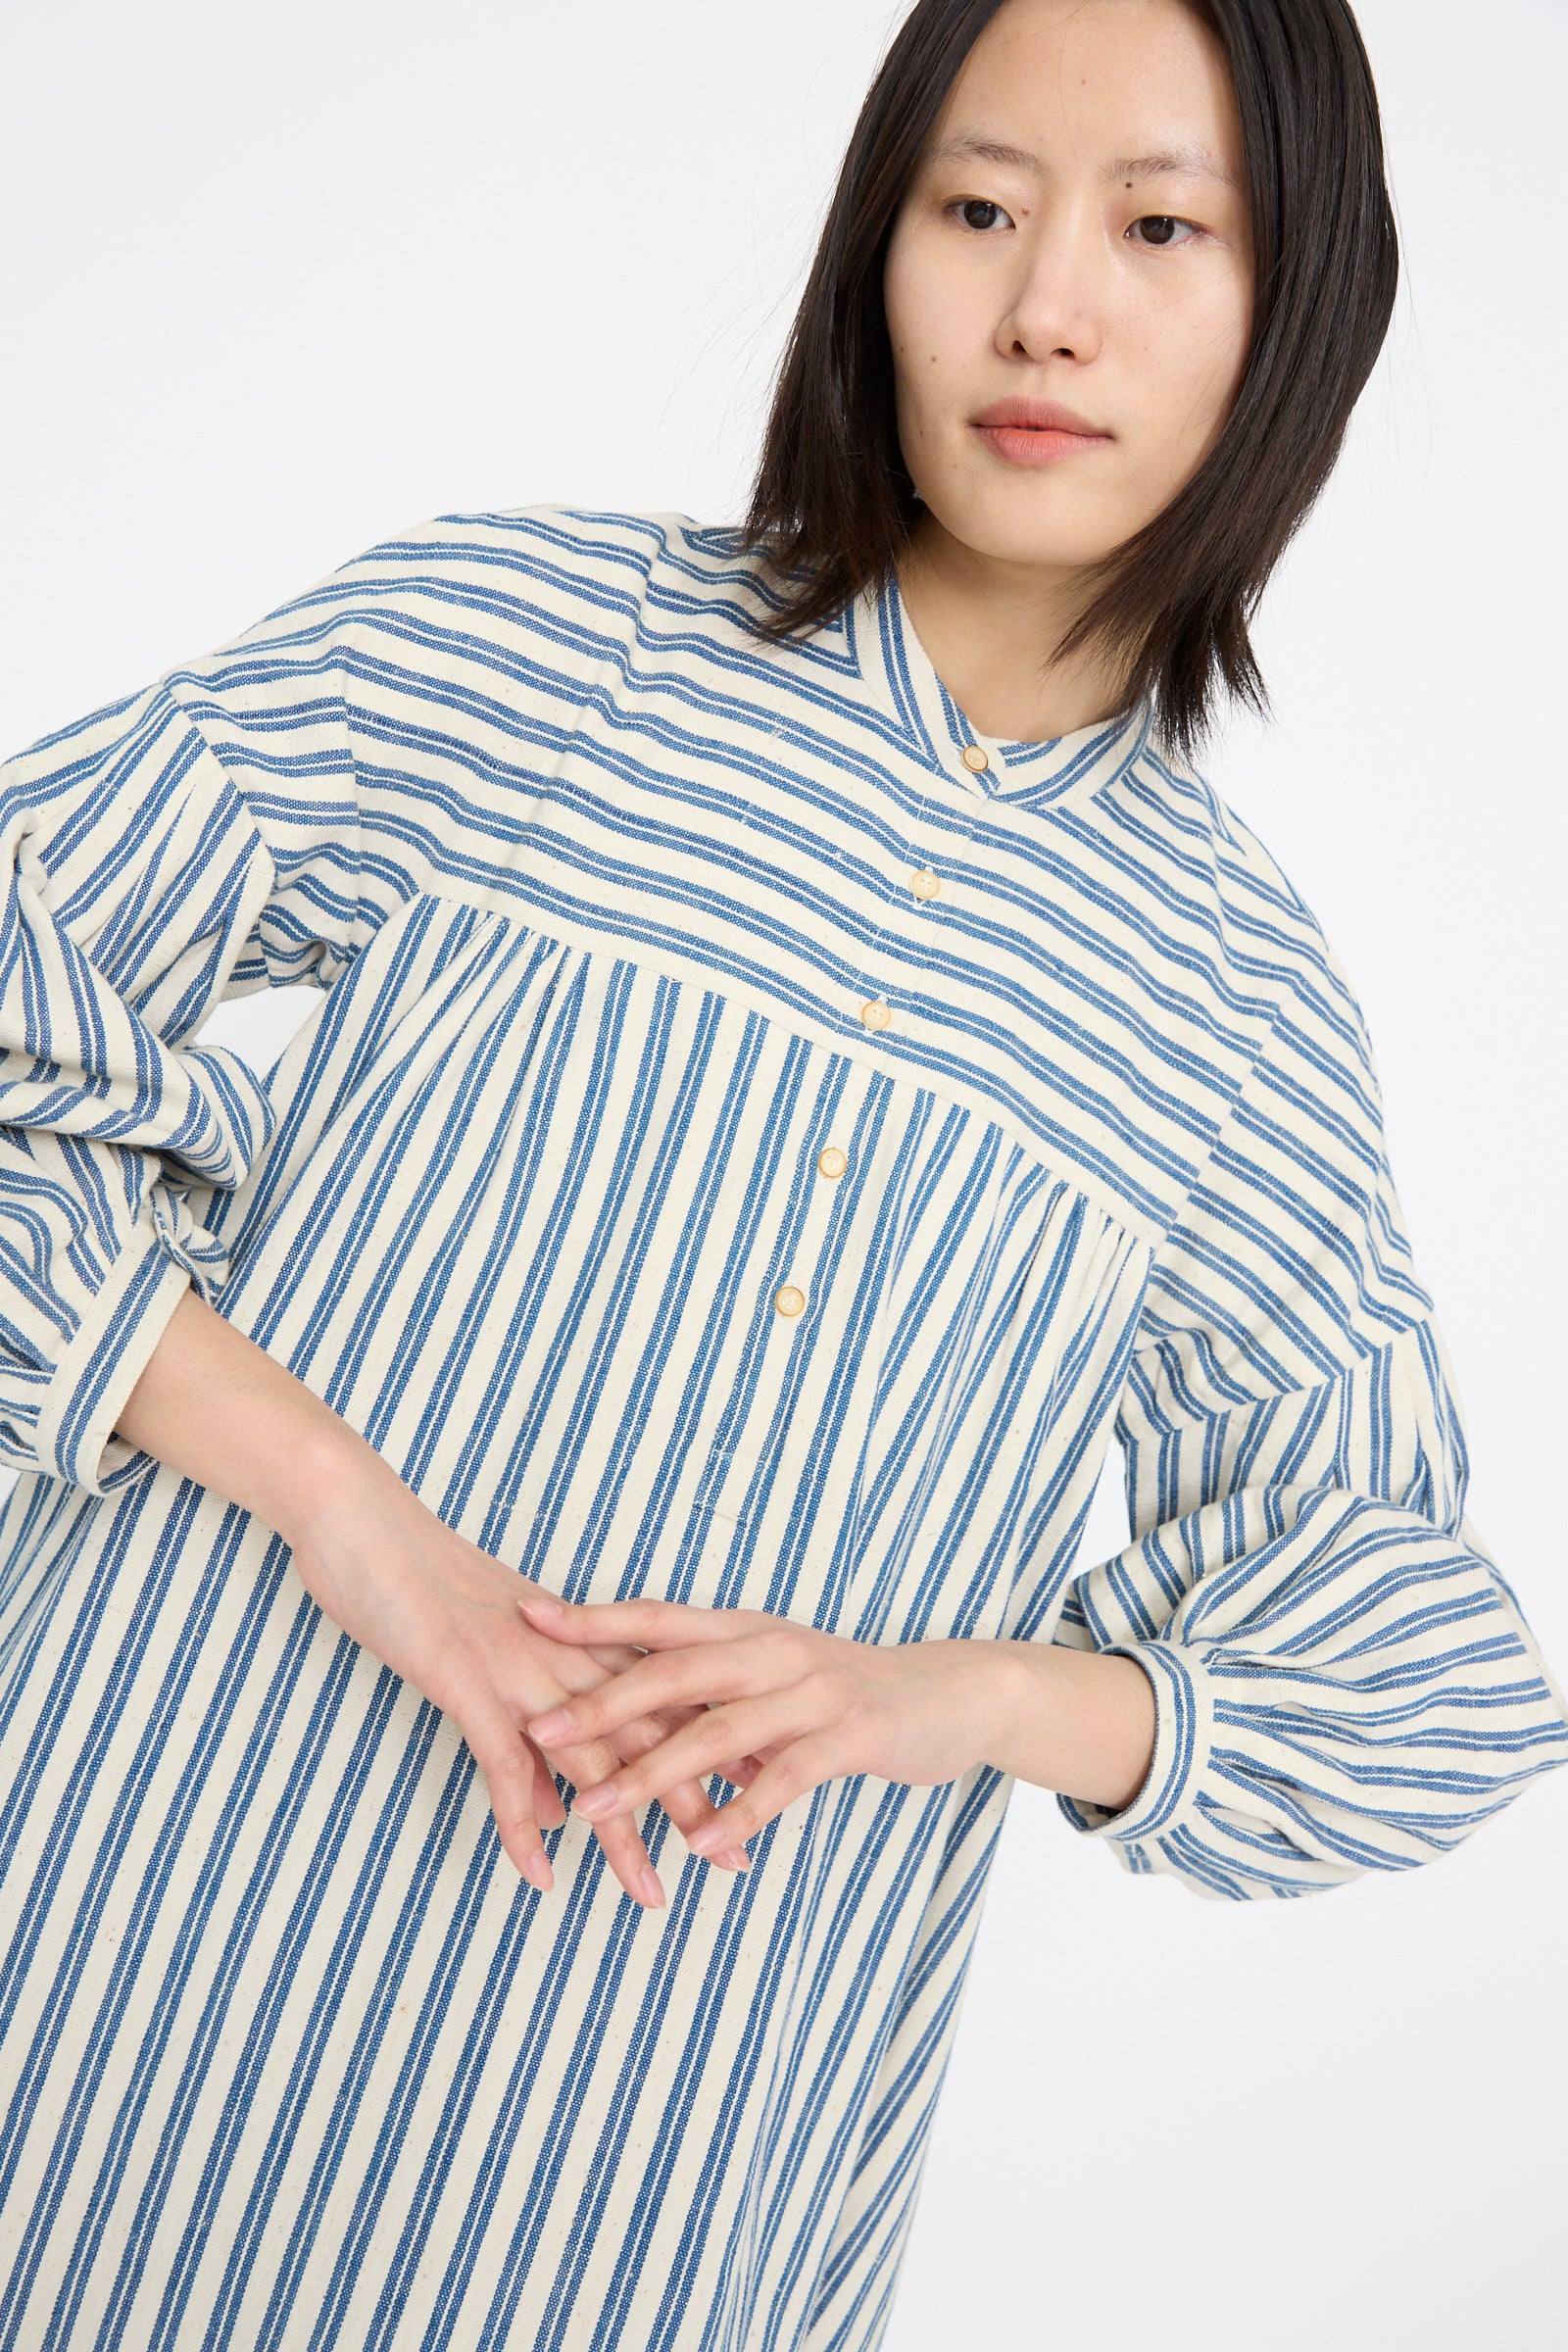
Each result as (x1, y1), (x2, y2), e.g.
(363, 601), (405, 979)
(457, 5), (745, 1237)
(0, 680), (288, 1493)
(0, 516), (415, 1495)
(1051, 962), (1568, 1899)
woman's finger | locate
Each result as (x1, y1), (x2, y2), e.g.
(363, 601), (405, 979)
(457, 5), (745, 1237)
(679, 1730), (845, 1856)
(524, 1642), (769, 1750)
(571, 1694), (808, 1825)
(611, 1702), (747, 1843)
(529, 1740), (568, 1831)
(507, 1604), (766, 1878)
(507, 1617), (740, 1887)
(579, 1796), (670, 1911)
(606, 1710), (756, 1870)
(460, 1687), (558, 1890)
(576, 1697), (753, 1870)
(520, 1592), (768, 1651)
(550, 1728), (666, 1906)
(581, 1688), (750, 1861)
(584, 1641), (654, 1675)
(500, 1652), (665, 1905)
(516, 1599), (803, 1817)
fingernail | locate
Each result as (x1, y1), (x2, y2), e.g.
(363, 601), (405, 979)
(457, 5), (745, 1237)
(524, 1851), (555, 1891)
(527, 1710), (571, 1740)
(519, 1592), (564, 1614)
(719, 1847), (751, 1872)
(639, 1867), (665, 1909)
(685, 1823), (722, 1856)
(574, 1785), (616, 1819)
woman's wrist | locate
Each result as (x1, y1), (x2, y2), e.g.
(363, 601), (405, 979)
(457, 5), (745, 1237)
(252, 1412), (406, 1553)
(980, 1640), (1157, 1816)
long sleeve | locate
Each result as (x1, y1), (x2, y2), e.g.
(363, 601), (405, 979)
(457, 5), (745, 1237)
(0, 533), (417, 1497)
(1050, 946), (1568, 1900)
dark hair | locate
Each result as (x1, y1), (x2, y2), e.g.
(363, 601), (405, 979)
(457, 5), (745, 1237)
(738, 0), (1398, 761)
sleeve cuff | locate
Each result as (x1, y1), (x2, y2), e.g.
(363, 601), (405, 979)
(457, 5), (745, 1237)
(32, 1231), (194, 1494)
(1055, 1640), (1214, 1849)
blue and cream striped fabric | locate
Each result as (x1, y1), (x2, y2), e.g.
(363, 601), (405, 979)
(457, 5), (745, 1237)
(1, 506), (1564, 2348)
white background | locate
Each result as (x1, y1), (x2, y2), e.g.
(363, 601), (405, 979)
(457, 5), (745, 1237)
(2, 3), (1564, 2345)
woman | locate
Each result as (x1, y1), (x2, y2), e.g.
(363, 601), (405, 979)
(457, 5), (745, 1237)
(1, 0), (1563, 2345)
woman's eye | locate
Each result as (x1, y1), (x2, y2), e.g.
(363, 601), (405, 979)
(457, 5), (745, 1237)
(942, 199), (1202, 245)
(946, 198), (1014, 234)
(1128, 214), (1201, 249)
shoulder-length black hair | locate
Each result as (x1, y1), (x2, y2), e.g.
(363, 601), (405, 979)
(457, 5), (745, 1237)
(738, 0), (1398, 762)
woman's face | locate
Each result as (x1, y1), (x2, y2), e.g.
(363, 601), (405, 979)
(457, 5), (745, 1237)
(883, 0), (1254, 574)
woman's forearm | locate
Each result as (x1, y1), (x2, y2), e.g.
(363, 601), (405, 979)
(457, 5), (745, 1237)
(114, 1282), (395, 1544)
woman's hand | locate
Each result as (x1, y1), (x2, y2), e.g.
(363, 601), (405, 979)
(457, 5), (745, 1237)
(515, 1592), (1005, 1856)
(288, 1478), (757, 1906)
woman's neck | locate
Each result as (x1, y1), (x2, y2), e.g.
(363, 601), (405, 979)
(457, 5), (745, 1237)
(895, 514), (1132, 743)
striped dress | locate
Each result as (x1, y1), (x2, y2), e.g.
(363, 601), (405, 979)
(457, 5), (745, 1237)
(1, 506), (1564, 2351)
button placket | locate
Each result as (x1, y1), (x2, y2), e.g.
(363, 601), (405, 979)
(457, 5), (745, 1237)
(768, 1113), (858, 1331)
(846, 754), (979, 1034)
(702, 1111), (860, 1537)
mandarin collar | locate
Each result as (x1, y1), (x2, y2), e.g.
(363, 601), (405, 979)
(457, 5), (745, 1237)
(847, 563), (1152, 811)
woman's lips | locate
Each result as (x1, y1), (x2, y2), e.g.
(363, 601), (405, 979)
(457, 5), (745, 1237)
(973, 422), (1113, 465)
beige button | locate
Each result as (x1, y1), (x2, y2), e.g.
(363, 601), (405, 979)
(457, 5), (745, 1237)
(774, 1284), (807, 1319)
(911, 867), (941, 901)
(960, 744), (990, 773)
(859, 999), (892, 1032)
(816, 1145), (849, 1179)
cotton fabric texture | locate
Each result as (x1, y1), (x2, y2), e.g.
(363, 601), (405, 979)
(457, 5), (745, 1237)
(2, 507), (1564, 2350)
